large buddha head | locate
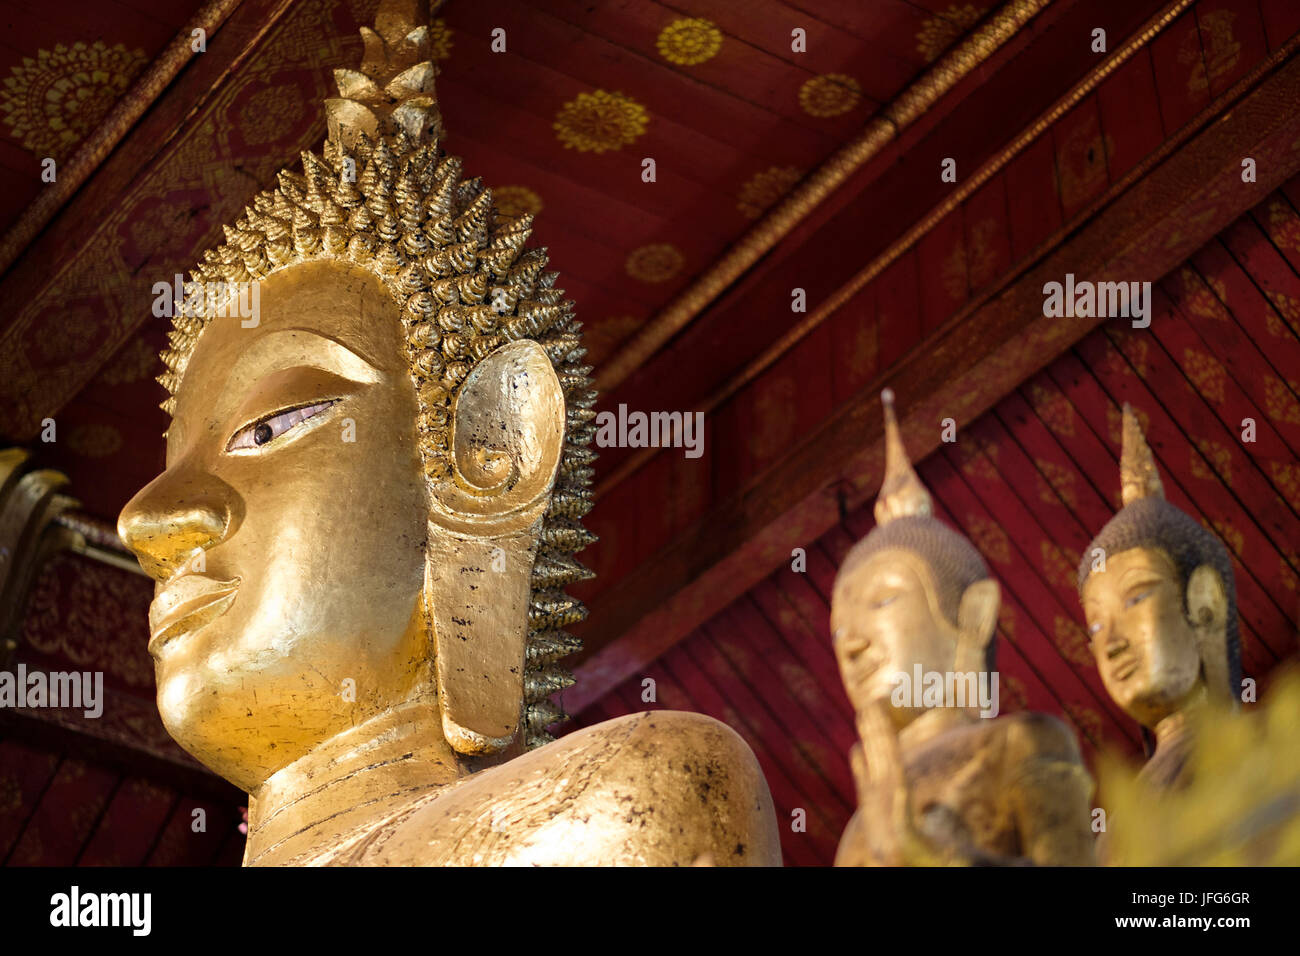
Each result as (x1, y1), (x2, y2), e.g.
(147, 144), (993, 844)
(831, 391), (999, 730)
(1077, 405), (1238, 734)
(116, 0), (595, 793)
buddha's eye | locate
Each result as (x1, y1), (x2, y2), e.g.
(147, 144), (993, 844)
(869, 592), (899, 610)
(1124, 588), (1154, 609)
(227, 400), (338, 452)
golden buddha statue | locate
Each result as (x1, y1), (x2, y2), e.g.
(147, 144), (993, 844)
(831, 391), (1095, 866)
(1078, 404), (1240, 791)
(116, 0), (779, 866)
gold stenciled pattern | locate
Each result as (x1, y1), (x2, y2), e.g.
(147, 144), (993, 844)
(553, 89), (648, 152)
(492, 185), (543, 219)
(626, 242), (684, 282)
(737, 166), (803, 219)
(656, 18), (722, 66)
(798, 74), (862, 117)
(915, 4), (988, 63)
(1180, 9), (1240, 95)
(0, 40), (147, 160)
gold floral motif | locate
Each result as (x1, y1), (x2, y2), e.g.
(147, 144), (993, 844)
(1056, 121), (1114, 211)
(798, 74), (862, 117)
(1179, 267), (1227, 320)
(915, 4), (988, 63)
(1263, 375), (1300, 424)
(1063, 701), (1103, 743)
(1189, 438), (1232, 485)
(751, 375), (799, 463)
(0, 40), (147, 160)
(66, 423), (122, 458)
(966, 514), (1011, 565)
(1266, 199), (1300, 253)
(1264, 291), (1300, 337)
(626, 242), (683, 282)
(940, 241), (968, 300)
(1001, 674), (1028, 712)
(554, 89), (648, 152)
(656, 18), (722, 66)
(1179, 9), (1240, 95)
(97, 337), (157, 386)
(964, 218), (1003, 289)
(492, 185), (543, 220)
(1029, 384), (1075, 436)
(1201, 517), (1243, 556)
(851, 319), (878, 375)
(1041, 541), (1081, 590)
(958, 439), (998, 481)
(1035, 458), (1077, 509)
(238, 84), (307, 146)
(22, 553), (153, 688)
(1270, 462), (1300, 511)
(1053, 616), (1094, 669)
(1105, 334), (1149, 379)
(737, 166), (803, 219)
(1181, 347), (1226, 403)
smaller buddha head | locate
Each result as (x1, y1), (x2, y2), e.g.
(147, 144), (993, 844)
(831, 391), (999, 730)
(1078, 405), (1239, 733)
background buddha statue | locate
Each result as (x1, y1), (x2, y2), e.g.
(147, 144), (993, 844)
(115, 0), (779, 866)
(1077, 404), (1240, 791)
(831, 390), (1095, 866)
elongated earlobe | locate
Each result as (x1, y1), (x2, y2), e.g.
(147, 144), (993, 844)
(954, 578), (999, 674)
(1187, 563), (1233, 707)
(426, 339), (565, 753)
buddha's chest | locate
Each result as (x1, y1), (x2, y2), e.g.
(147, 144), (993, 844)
(903, 729), (1020, 857)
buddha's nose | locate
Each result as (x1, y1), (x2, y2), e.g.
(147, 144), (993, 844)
(118, 468), (230, 582)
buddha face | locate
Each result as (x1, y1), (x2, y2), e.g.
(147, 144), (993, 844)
(1082, 547), (1203, 729)
(831, 549), (960, 729)
(118, 260), (430, 792)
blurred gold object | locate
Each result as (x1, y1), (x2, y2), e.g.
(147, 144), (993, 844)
(1100, 666), (1300, 865)
(116, 0), (779, 866)
(831, 391), (1095, 866)
(1079, 405), (1239, 790)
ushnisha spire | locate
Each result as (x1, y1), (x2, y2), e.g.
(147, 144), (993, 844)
(326, 0), (442, 150)
(874, 388), (934, 526)
(1119, 402), (1165, 506)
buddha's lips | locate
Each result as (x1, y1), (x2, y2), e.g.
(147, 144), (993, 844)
(148, 576), (240, 654)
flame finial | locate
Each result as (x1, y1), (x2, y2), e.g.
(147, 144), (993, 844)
(874, 388), (934, 526)
(1120, 403), (1165, 506)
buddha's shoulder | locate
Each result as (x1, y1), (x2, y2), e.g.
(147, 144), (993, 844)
(351, 711), (781, 865)
(989, 711), (1087, 764)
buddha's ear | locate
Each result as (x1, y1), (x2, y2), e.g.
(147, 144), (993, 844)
(425, 339), (565, 755)
(1187, 564), (1232, 706)
(954, 578), (999, 673)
